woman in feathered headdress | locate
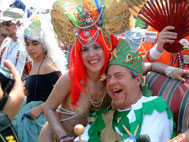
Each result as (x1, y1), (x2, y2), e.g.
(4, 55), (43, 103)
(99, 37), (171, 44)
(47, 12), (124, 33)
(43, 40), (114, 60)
(38, 0), (131, 141)
(39, 0), (189, 142)
(13, 13), (67, 142)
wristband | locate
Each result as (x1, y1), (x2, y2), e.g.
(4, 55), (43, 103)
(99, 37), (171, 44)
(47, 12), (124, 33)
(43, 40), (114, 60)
(146, 51), (153, 62)
(149, 44), (164, 60)
(59, 134), (72, 141)
(165, 66), (177, 79)
(168, 133), (186, 142)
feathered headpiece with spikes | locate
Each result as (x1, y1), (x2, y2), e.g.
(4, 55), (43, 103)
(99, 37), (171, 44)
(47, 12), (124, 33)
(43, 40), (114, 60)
(51, 0), (132, 106)
(51, 0), (132, 47)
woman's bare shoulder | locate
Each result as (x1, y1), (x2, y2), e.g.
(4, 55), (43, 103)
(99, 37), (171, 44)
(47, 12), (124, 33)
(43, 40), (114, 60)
(55, 71), (72, 92)
(40, 59), (58, 74)
(45, 71), (72, 106)
(58, 71), (71, 83)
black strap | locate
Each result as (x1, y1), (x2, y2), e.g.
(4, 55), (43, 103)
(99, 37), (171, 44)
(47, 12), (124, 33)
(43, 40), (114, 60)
(0, 111), (20, 142)
(0, 92), (9, 111)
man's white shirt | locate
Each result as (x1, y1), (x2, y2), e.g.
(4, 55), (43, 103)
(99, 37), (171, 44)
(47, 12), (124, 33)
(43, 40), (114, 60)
(0, 38), (26, 76)
(76, 96), (173, 142)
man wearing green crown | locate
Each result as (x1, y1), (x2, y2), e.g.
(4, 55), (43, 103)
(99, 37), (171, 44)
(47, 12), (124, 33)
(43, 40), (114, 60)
(76, 39), (175, 142)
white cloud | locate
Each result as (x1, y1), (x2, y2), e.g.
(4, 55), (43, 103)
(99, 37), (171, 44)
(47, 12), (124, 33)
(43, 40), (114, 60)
(0, 0), (14, 10)
(0, 0), (56, 10)
(23, 0), (56, 10)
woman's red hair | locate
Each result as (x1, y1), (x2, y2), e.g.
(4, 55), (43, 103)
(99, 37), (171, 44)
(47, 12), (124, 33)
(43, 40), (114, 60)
(69, 28), (117, 106)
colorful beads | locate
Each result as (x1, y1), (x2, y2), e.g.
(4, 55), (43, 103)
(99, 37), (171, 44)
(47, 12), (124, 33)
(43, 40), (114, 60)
(168, 134), (186, 142)
(178, 51), (183, 69)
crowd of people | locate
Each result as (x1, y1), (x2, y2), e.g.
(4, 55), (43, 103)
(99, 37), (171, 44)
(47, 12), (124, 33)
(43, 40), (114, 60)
(0, 0), (188, 142)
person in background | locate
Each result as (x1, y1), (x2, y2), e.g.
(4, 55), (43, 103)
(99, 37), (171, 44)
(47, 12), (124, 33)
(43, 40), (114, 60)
(9, 0), (26, 12)
(137, 0), (189, 70)
(137, 1), (189, 140)
(134, 16), (147, 29)
(0, 7), (27, 76)
(0, 22), (7, 46)
(9, 0), (36, 18)
(137, 26), (189, 69)
(13, 14), (67, 142)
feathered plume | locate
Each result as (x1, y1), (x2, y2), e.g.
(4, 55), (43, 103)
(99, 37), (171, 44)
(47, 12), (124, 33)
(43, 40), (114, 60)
(124, 0), (148, 17)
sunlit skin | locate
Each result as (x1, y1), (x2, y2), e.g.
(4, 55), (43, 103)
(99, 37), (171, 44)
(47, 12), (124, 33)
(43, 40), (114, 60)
(38, 43), (111, 142)
(25, 38), (45, 61)
(2, 21), (17, 41)
(82, 43), (105, 75)
(106, 65), (142, 110)
(0, 26), (7, 45)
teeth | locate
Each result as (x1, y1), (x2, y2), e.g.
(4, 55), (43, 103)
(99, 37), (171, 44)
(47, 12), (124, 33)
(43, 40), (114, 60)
(112, 89), (122, 93)
(112, 88), (119, 91)
(89, 60), (99, 64)
(112, 89), (118, 93)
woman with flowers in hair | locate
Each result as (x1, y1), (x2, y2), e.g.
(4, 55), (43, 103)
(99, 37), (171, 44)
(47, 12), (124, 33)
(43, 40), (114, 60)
(39, 0), (189, 142)
(13, 13), (67, 142)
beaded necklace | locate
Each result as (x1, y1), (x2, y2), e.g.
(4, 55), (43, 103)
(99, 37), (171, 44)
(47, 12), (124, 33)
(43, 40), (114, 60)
(0, 41), (20, 66)
(33, 56), (45, 101)
(88, 87), (107, 108)
(5, 41), (18, 60)
(178, 51), (183, 69)
(0, 47), (7, 64)
(80, 80), (107, 108)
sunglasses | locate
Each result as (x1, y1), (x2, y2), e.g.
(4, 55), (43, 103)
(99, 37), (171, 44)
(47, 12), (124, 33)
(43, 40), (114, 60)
(2, 22), (13, 27)
(1, 34), (7, 38)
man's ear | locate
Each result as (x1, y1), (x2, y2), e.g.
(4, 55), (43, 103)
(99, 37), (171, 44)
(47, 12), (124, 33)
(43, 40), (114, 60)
(135, 74), (142, 86)
(16, 21), (21, 27)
